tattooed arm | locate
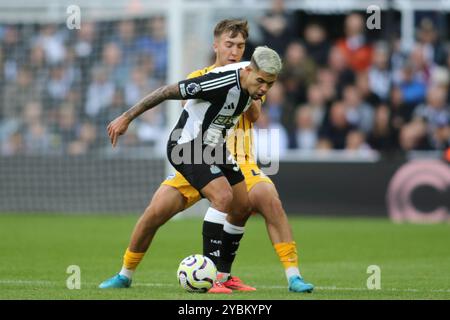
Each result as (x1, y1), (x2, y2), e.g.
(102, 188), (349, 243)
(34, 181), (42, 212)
(107, 83), (181, 147)
(124, 83), (181, 121)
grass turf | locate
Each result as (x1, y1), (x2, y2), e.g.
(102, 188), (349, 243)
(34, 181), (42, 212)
(0, 214), (449, 300)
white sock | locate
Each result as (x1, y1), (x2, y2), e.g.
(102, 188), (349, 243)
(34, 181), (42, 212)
(223, 220), (245, 235)
(286, 267), (301, 281)
(119, 267), (134, 279)
(204, 207), (227, 224)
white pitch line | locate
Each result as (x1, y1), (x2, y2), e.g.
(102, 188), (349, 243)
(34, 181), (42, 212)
(1, 280), (449, 293)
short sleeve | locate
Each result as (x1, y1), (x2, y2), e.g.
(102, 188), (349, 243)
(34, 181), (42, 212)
(178, 70), (237, 101)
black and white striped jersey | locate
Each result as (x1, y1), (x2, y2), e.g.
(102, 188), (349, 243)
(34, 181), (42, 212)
(171, 62), (252, 147)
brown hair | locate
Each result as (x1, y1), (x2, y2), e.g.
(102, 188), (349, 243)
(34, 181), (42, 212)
(213, 19), (249, 40)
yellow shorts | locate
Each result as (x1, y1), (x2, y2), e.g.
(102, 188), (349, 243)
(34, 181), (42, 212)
(161, 163), (273, 209)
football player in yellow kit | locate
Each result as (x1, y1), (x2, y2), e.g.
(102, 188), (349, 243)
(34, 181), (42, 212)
(99, 19), (313, 294)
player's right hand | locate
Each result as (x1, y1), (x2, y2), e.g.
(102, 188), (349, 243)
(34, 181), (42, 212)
(107, 114), (131, 148)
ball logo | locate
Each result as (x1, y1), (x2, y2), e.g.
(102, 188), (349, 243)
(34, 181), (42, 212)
(387, 160), (450, 223)
(186, 83), (201, 96)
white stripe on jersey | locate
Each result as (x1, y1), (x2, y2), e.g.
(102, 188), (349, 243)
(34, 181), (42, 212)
(200, 73), (235, 86)
(201, 76), (236, 89)
(202, 80), (236, 91)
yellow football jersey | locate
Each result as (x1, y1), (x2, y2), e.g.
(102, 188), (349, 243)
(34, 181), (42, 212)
(187, 65), (256, 164)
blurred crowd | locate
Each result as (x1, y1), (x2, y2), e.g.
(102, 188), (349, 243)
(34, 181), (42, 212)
(1, 6), (450, 157)
(254, 1), (450, 158)
(0, 17), (168, 156)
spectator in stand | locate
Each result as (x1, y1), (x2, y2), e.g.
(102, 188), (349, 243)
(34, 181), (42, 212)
(96, 42), (129, 87)
(433, 123), (450, 150)
(335, 13), (373, 73)
(2, 26), (24, 81)
(73, 21), (99, 96)
(136, 106), (166, 153)
(279, 41), (316, 106)
(303, 23), (330, 67)
(22, 101), (53, 155)
(303, 83), (327, 128)
(28, 44), (48, 91)
(124, 67), (159, 107)
(67, 121), (97, 155)
(43, 63), (72, 112)
(135, 53), (162, 87)
(397, 61), (427, 107)
(84, 66), (115, 118)
(399, 120), (429, 151)
(258, 0), (297, 57)
(283, 41), (317, 88)
(415, 17), (447, 66)
(2, 66), (41, 120)
(342, 84), (374, 134)
(33, 24), (66, 65)
(294, 106), (318, 150)
(316, 67), (338, 106)
(136, 16), (168, 80)
(263, 81), (296, 147)
(54, 103), (79, 151)
(389, 85), (413, 133)
(254, 108), (289, 162)
(367, 104), (398, 153)
(328, 46), (355, 95)
(412, 85), (450, 149)
(345, 130), (373, 155)
(409, 45), (432, 84)
(110, 20), (138, 67)
(96, 89), (127, 131)
(319, 101), (355, 149)
(355, 71), (380, 107)
(368, 42), (392, 102)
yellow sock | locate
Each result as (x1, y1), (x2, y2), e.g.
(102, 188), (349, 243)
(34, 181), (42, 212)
(123, 248), (145, 270)
(274, 241), (301, 280)
(274, 241), (298, 269)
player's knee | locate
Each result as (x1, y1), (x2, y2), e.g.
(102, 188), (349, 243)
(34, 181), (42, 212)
(210, 188), (233, 212)
(257, 195), (285, 222)
(267, 197), (285, 218)
(235, 201), (251, 218)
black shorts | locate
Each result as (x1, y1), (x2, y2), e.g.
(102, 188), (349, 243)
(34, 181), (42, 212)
(167, 141), (244, 191)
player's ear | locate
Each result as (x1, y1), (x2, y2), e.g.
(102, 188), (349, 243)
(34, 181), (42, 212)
(213, 39), (218, 53)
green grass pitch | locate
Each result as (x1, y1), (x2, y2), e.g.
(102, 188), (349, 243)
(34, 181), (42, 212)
(0, 214), (449, 300)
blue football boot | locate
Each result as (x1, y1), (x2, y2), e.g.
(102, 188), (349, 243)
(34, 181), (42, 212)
(98, 274), (132, 289)
(288, 275), (314, 293)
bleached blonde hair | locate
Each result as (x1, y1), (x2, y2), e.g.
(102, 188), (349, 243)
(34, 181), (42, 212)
(251, 46), (282, 75)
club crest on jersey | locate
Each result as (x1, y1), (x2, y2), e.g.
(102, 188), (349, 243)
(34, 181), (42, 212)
(210, 165), (220, 175)
(186, 83), (201, 96)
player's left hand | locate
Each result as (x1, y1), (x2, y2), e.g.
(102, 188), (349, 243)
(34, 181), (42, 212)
(107, 114), (131, 148)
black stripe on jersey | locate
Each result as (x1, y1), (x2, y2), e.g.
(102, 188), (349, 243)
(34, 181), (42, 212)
(235, 69), (241, 90)
(201, 93), (230, 136)
(232, 90), (250, 117)
(167, 109), (190, 150)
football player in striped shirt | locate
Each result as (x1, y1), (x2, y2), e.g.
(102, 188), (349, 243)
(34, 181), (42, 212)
(99, 19), (313, 294)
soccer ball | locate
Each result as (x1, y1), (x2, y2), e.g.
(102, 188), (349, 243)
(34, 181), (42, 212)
(177, 254), (217, 293)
